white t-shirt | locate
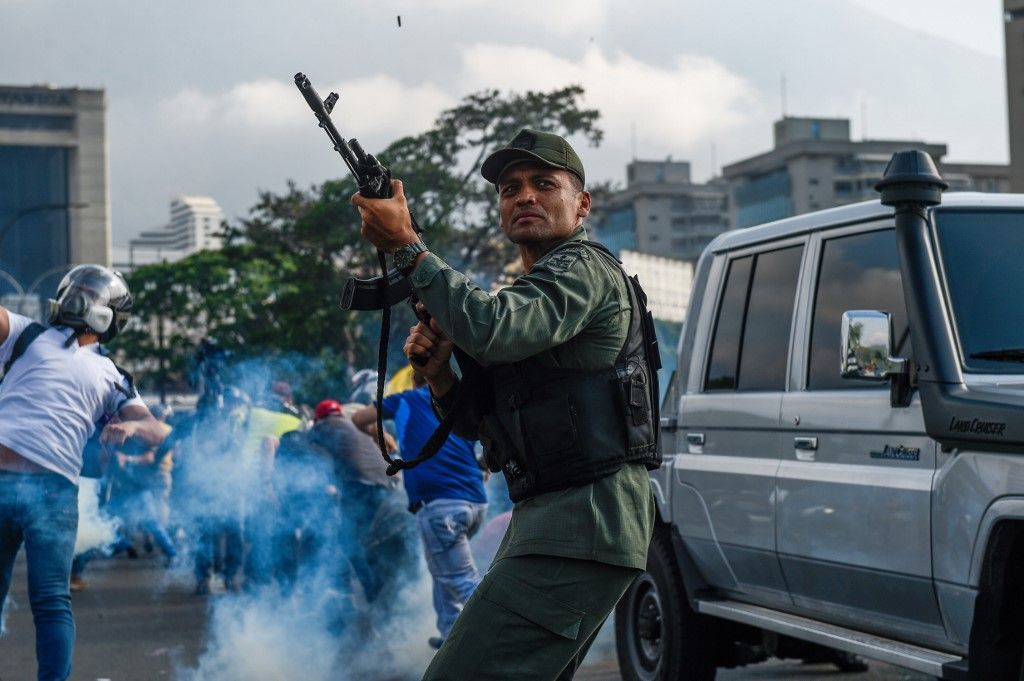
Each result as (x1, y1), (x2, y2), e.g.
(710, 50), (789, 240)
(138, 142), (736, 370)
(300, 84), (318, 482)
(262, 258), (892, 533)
(0, 311), (144, 484)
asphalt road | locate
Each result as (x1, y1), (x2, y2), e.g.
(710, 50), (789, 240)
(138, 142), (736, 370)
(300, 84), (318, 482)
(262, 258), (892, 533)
(0, 552), (936, 681)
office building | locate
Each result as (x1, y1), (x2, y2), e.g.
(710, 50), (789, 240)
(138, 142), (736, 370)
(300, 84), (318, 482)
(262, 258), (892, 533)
(1007, 0), (1024, 191)
(0, 84), (109, 316)
(126, 196), (225, 267)
(590, 160), (729, 262)
(620, 249), (693, 323)
(724, 117), (1009, 228)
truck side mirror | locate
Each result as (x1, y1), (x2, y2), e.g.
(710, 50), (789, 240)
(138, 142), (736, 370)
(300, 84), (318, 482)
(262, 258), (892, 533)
(841, 310), (911, 407)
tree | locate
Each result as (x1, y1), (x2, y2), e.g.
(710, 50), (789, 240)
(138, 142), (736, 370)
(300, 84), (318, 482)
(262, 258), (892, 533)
(114, 85), (602, 400)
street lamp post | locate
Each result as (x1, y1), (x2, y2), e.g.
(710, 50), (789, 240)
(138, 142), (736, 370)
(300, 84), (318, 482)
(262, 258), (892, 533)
(0, 202), (88, 251)
(0, 268), (25, 296)
(0, 203), (88, 321)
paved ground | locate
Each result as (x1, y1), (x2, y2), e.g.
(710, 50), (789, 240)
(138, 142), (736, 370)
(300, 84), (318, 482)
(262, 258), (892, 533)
(0, 553), (936, 681)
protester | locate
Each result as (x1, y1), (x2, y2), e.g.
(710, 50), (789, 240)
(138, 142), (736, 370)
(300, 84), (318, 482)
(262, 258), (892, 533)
(269, 427), (339, 594)
(184, 386), (250, 595)
(239, 386), (303, 589)
(106, 410), (176, 564)
(0, 265), (166, 681)
(306, 398), (411, 606)
(352, 372), (487, 649)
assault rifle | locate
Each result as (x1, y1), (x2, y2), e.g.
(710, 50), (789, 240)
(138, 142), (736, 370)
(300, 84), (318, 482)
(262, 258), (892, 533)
(294, 72), (478, 476)
(294, 72), (420, 312)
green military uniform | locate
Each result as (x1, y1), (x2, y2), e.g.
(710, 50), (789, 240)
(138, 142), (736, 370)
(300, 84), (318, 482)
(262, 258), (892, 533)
(409, 224), (655, 680)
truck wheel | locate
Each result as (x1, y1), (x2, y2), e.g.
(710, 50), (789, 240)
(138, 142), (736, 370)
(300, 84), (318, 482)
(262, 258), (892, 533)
(616, 528), (717, 681)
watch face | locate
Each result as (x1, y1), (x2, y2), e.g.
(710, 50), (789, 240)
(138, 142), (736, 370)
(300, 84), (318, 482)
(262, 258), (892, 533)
(396, 242), (424, 273)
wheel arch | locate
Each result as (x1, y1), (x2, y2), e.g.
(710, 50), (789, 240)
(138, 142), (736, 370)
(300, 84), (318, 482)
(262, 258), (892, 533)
(966, 516), (1024, 679)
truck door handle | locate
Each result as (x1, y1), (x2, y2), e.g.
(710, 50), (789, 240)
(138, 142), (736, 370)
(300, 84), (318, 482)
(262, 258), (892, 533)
(686, 433), (705, 446)
(794, 437), (818, 461)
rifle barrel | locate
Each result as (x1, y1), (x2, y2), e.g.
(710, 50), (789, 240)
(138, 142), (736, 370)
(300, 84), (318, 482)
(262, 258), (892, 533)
(294, 73), (361, 179)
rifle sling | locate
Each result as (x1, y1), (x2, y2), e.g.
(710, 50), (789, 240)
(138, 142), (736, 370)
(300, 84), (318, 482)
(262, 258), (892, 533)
(384, 347), (481, 476)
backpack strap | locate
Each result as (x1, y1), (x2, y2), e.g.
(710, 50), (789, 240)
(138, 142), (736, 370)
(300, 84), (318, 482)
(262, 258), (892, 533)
(1, 322), (47, 380)
(111, 364), (137, 401)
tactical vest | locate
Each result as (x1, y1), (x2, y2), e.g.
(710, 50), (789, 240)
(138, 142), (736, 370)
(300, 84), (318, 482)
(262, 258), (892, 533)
(477, 240), (662, 502)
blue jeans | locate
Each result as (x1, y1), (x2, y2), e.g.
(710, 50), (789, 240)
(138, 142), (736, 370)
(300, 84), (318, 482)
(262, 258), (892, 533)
(193, 514), (243, 583)
(416, 498), (486, 637)
(0, 470), (78, 681)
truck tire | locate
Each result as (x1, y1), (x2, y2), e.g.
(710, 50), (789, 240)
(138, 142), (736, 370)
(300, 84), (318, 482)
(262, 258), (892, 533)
(616, 527), (718, 681)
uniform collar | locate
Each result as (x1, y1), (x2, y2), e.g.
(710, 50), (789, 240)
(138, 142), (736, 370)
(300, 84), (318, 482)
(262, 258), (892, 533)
(564, 224), (589, 244)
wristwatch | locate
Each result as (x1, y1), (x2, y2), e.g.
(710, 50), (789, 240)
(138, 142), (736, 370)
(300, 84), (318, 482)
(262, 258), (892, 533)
(394, 240), (428, 277)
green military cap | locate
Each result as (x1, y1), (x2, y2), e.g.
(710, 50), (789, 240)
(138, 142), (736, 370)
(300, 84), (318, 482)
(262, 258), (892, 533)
(481, 128), (585, 187)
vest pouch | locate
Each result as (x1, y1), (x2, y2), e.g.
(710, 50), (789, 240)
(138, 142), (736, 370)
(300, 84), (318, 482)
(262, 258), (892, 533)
(518, 393), (591, 493)
(519, 394), (582, 461)
(617, 359), (657, 455)
(485, 395), (537, 499)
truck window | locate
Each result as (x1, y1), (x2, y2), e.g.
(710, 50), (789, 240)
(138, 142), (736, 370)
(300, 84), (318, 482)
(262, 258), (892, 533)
(704, 245), (803, 392)
(705, 256), (751, 390)
(935, 209), (1024, 373)
(808, 228), (909, 390)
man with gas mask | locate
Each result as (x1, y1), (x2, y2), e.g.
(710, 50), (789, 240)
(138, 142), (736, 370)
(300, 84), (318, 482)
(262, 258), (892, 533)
(351, 129), (659, 680)
(0, 265), (165, 681)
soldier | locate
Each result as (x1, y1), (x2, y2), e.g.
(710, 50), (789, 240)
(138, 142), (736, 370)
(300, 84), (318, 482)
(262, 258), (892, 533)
(351, 129), (659, 680)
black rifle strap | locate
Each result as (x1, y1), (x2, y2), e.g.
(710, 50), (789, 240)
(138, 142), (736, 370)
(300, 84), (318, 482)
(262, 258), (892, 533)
(383, 346), (482, 476)
(374, 249), (392, 461)
(1, 322), (46, 382)
(371, 277), (483, 474)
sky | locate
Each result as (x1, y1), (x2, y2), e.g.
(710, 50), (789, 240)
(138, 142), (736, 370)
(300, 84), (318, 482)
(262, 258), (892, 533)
(0, 0), (1008, 247)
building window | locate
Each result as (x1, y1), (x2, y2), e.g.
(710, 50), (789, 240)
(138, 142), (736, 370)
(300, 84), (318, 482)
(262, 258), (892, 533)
(0, 113), (74, 131)
(671, 197), (693, 212)
(735, 169), (793, 228)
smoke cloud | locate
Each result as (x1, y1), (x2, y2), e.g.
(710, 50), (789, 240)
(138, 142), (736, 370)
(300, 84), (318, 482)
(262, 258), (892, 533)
(75, 477), (120, 556)
(150, 354), (442, 680)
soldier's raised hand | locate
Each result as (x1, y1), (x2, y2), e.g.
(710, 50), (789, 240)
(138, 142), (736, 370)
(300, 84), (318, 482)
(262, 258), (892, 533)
(404, 310), (456, 396)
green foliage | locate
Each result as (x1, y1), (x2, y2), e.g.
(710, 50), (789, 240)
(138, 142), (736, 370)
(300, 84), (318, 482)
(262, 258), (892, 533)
(114, 85), (602, 398)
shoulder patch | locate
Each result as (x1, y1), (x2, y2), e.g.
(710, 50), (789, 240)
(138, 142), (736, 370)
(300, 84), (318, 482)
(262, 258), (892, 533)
(543, 244), (589, 274)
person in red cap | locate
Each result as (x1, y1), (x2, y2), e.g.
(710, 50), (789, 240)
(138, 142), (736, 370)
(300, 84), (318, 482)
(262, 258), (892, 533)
(306, 397), (409, 605)
(314, 399), (344, 421)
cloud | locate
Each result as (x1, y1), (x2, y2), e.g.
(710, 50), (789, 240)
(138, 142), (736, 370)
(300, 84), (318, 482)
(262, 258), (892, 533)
(847, 0), (1002, 58)
(457, 43), (759, 166)
(119, 45), (756, 244)
(158, 76), (453, 137)
(415, 0), (612, 36)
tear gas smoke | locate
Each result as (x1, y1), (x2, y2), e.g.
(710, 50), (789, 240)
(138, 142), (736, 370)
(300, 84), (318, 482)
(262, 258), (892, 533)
(163, 356), (440, 680)
(170, 430), (435, 680)
(96, 348), (621, 679)
(0, 594), (14, 636)
(75, 477), (120, 555)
